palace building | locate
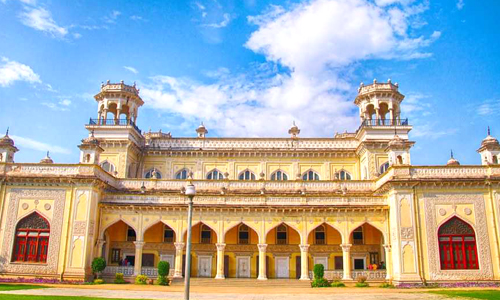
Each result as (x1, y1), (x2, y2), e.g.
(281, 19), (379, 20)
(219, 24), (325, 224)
(1, 80), (500, 284)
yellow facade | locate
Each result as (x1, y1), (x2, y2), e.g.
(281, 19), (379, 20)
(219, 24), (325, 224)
(1, 81), (500, 285)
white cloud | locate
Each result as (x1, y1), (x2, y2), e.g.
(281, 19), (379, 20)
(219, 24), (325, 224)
(124, 66), (138, 74)
(59, 99), (71, 106)
(104, 10), (121, 24)
(19, 6), (68, 38)
(456, 0), (465, 10)
(203, 13), (231, 28)
(143, 0), (438, 138)
(0, 57), (41, 87)
(41, 99), (71, 111)
(130, 15), (145, 21)
(10, 134), (71, 154)
(477, 100), (500, 116)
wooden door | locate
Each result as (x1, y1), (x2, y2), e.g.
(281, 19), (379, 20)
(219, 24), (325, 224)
(275, 257), (289, 278)
(237, 257), (251, 278)
(296, 256), (301, 279)
(334, 256), (343, 270)
(142, 254), (155, 267)
(224, 255), (229, 278)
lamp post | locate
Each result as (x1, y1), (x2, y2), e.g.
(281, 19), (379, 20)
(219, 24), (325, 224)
(184, 181), (196, 300)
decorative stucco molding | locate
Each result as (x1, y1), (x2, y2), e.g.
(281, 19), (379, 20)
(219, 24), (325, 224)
(0, 188), (66, 275)
(423, 193), (493, 281)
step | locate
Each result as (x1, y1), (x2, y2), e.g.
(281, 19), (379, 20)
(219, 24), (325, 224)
(170, 278), (311, 287)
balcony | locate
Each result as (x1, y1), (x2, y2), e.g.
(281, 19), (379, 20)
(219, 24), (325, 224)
(360, 118), (409, 128)
(88, 118), (141, 133)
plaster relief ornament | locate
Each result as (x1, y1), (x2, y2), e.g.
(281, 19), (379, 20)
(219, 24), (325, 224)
(439, 208), (447, 216)
(44, 203), (51, 211)
(464, 207), (472, 216)
(21, 203), (28, 210)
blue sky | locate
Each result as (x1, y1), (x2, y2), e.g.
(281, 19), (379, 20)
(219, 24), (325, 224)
(0, 0), (499, 166)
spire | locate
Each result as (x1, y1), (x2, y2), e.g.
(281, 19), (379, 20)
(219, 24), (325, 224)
(447, 149), (460, 166)
(6, 127), (9, 136)
(450, 149), (454, 159)
(488, 126), (491, 136)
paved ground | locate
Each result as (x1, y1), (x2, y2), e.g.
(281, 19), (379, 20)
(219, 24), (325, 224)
(0, 287), (447, 300)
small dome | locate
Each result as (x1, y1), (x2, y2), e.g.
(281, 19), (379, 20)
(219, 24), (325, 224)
(288, 121), (300, 137)
(81, 131), (100, 146)
(40, 151), (54, 164)
(481, 134), (500, 148)
(0, 128), (14, 147)
(446, 150), (460, 166)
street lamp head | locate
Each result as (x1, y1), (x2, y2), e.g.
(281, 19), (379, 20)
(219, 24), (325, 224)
(185, 182), (196, 197)
(140, 182), (146, 194)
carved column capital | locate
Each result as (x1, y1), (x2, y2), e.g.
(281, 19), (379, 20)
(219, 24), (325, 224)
(257, 244), (268, 252)
(174, 242), (185, 251)
(97, 239), (106, 247)
(383, 244), (392, 252)
(299, 244), (310, 252)
(133, 241), (145, 249)
(340, 243), (352, 252)
(216, 243), (226, 251)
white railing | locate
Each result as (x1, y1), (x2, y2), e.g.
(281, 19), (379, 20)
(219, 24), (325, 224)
(103, 266), (134, 276)
(351, 270), (387, 281)
(141, 267), (157, 277)
(309, 270), (343, 280)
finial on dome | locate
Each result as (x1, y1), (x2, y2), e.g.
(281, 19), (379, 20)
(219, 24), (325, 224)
(450, 149), (454, 159)
(488, 126), (491, 136)
(40, 151), (54, 164)
(288, 121), (300, 138)
(447, 150), (460, 166)
(388, 78), (391, 83)
(373, 78), (377, 84)
(6, 127), (9, 136)
(196, 121), (208, 138)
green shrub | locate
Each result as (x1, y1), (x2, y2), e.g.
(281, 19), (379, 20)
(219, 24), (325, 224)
(91, 257), (106, 279)
(355, 282), (369, 287)
(93, 279), (104, 284)
(312, 264), (324, 280)
(357, 275), (367, 283)
(157, 275), (169, 286)
(158, 261), (170, 277)
(379, 282), (394, 288)
(331, 280), (346, 287)
(114, 273), (127, 284)
(311, 278), (330, 287)
(135, 274), (148, 285)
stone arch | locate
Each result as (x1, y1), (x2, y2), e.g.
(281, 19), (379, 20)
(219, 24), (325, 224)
(437, 213), (475, 231)
(306, 222), (345, 244)
(182, 221), (219, 242)
(265, 222), (303, 244)
(142, 220), (178, 241)
(348, 221), (387, 244)
(15, 209), (51, 227)
(100, 217), (138, 240)
(223, 221), (261, 243)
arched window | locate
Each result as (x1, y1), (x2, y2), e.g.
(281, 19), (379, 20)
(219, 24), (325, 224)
(397, 155), (403, 164)
(101, 161), (116, 174)
(200, 225), (212, 244)
(144, 168), (162, 179)
(353, 226), (363, 245)
(493, 156), (499, 165)
(207, 169), (224, 180)
(271, 170), (288, 181)
(238, 224), (250, 245)
(302, 170), (320, 181)
(336, 170), (352, 180)
(438, 217), (478, 270)
(12, 212), (50, 263)
(175, 168), (189, 180)
(238, 170), (256, 180)
(276, 224), (288, 245)
(127, 226), (136, 242)
(380, 162), (390, 174)
(164, 225), (174, 243)
(315, 225), (326, 245)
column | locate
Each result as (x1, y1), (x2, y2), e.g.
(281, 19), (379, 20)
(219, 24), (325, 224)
(133, 241), (145, 276)
(174, 242), (185, 278)
(383, 244), (392, 280)
(97, 112), (102, 125)
(389, 108), (394, 124)
(341, 244), (352, 280)
(115, 109), (121, 125)
(375, 108), (380, 125)
(299, 244), (310, 280)
(257, 244), (268, 280)
(102, 109), (108, 124)
(215, 243), (226, 279)
(96, 239), (106, 258)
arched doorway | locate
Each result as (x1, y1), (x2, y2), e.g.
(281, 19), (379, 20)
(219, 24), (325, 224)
(142, 222), (176, 275)
(348, 223), (385, 278)
(102, 220), (137, 274)
(438, 217), (478, 269)
(12, 212), (50, 263)
(307, 223), (343, 280)
(183, 222), (218, 277)
(224, 223), (259, 278)
(266, 223), (301, 279)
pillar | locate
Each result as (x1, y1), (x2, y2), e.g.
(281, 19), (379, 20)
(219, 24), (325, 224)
(341, 244), (352, 280)
(257, 244), (268, 280)
(97, 112), (102, 125)
(299, 244), (310, 280)
(174, 242), (185, 278)
(102, 109), (108, 124)
(383, 244), (392, 280)
(96, 239), (106, 258)
(115, 109), (121, 125)
(133, 241), (145, 275)
(375, 108), (380, 124)
(389, 108), (394, 124)
(215, 243), (226, 279)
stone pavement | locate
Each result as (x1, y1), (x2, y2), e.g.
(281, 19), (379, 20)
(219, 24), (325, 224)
(0, 287), (446, 300)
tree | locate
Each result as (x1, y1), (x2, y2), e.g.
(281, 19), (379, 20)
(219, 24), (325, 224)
(91, 257), (106, 279)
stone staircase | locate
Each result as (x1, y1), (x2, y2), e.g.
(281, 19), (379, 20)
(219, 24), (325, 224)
(170, 278), (312, 288)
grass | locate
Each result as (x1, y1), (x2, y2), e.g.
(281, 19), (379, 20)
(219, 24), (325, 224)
(0, 296), (147, 300)
(0, 284), (48, 291)
(429, 290), (500, 299)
